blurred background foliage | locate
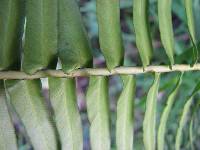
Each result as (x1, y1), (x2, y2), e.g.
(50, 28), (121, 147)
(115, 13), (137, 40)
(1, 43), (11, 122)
(17, 0), (200, 149)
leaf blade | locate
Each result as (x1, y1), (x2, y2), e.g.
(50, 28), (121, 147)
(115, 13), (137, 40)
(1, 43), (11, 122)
(116, 75), (136, 150)
(22, 0), (57, 74)
(175, 81), (200, 150)
(86, 76), (110, 150)
(143, 73), (160, 150)
(158, 0), (175, 66)
(96, 0), (124, 70)
(0, 81), (17, 150)
(133, 0), (153, 68)
(184, 0), (198, 65)
(157, 73), (183, 150)
(58, 0), (93, 72)
(5, 80), (57, 150)
(0, 0), (24, 70)
(48, 77), (83, 150)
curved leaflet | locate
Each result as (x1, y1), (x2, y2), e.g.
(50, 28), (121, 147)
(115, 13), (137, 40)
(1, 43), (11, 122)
(0, 0), (24, 70)
(189, 117), (194, 150)
(5, 80), (57, 150)
(0, 81), (17, 150)
(157, 73), (183, 150)
(133, 0), (153, 68)
(22, 0), (57, 74)
(116, 75), (136, 150)
(58, 0), (93, 72)
(49, 78), (83, 150)
(96, 0), (124, 70)
(184, 0), (198, 65)
(86, 76), (110, 150)
(158, 0), (175, 67)
(175, 81), (200, 150)
(143, 73), (160, 150)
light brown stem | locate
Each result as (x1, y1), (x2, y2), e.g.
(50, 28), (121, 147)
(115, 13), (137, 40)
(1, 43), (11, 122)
(0, 64), (200, 80)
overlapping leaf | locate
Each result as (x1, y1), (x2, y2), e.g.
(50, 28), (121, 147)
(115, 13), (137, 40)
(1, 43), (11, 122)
(96, 0), (124, 70)
(22, 0), (57, 74)
(86, 76), (110, 150)
(143, 73), (160, 150)
(157, 73), (183, 150)
(49, 77), (83, 150)
(0, 0), (24, 70)
(58, 0), (93, 72)
(0, 81), (17, 150)
(116, 75), (135, 150)
(5, 80), (57, 150)
(133, 0), (153, 68)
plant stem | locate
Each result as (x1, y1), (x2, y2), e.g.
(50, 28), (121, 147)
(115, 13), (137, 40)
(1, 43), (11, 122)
(0, 64), (200, 79)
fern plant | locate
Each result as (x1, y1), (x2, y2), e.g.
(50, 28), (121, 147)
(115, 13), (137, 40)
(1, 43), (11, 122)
(0, 0), (200, 150)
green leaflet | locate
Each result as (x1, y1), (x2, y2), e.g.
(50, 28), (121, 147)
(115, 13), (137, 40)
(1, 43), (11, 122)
(0, 81), (17, 150)
(22, 0), (57, 74)
(96, 0), (124, 70)
(189, 101), (199, 150)
(157, 73), (183, 150)
(5, 80), (57, 150)
(175, 81), (200, 150)
(58, 0), (93, 73)
(158, 0), (174, 67)
(86, 76), (110, 150)
(143, 73), (160, 150)
(184, 0), (198, 65)
(193, 0), (200, 41)
(189, 117), (194, 150)
(184, 0), (197, 44)
(0, 0), (24, 70)
(133, 0), (153, 68)
(116, 75), (136, 150)
(48, 77), (83, 150)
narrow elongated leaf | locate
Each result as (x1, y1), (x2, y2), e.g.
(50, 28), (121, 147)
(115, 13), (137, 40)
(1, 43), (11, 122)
(184, 0), (198, 65)
(5, 80), (57, 150)
(158, 0), (174, 67)
(58, 0), (93, 72)
(96, 0), (124, 70)
(189, 117), (194, 150)
(175, 81), (200, 150)
(143, 73), (160, 150)
(48, 78), (83, 150)
(0, 81), (17, 150)
(184, 0), (197, 44)
(0, 0), (24, 70)
(22, 0), (57, 74)
(133, 0), (153, 68)
(86, 76), (110, 150)
(193, 0), (200, 41)
(189, 100), (200, 150)
(157, 73), (183, 150)
(116, 75), (136, 150)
